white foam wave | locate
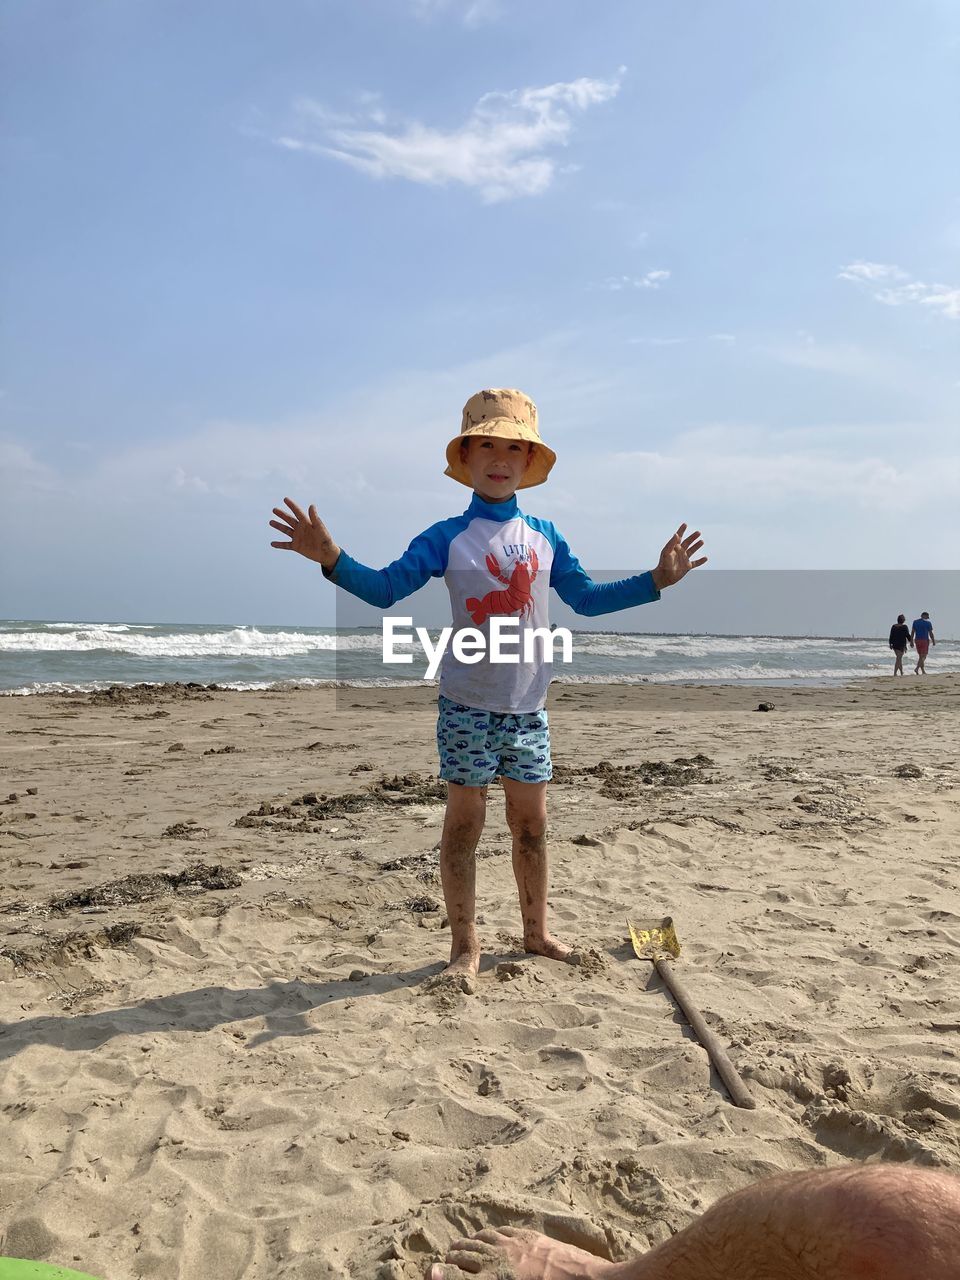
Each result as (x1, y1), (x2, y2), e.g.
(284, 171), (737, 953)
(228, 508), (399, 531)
(0, 626), (348, 658)
(571, 633), (892, 659)
(1, 675), (426, 696)
(555, 663), (900, 684)
(332, 633), (385, 651)
(43, 621), (138, 632)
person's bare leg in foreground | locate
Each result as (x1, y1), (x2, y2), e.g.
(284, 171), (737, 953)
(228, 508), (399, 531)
(427, 1164), (960, 1279)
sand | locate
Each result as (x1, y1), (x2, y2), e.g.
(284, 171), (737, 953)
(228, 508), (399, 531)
(1, 676), (958, 1278)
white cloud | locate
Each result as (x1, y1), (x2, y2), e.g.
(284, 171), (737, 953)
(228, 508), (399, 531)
(838, 261), (909, 284)
(600, 435), (960, 512)
(412, 0), (499, 25)
(757, 333), (953, 417)
(278, 72), (625, 202)
(537, 416), (960, 569)
(628, 331), (738, 345)
(839, 261), (960, 320)
(173, 466), (210, 494)
(598, 269), (670, 292)
(762, 337), (889, 379)
(0, 439), (60, 493)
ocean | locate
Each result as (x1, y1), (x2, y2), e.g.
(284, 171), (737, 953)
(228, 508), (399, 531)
(2, 620), (956, 695)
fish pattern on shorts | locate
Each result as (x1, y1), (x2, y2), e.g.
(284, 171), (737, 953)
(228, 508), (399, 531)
(437, 694), (552, 786)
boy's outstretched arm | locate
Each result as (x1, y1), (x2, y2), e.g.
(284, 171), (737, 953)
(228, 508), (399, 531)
(269, 494), (448, 608)
(270, 497), (341, 570)
(650, 523), (707, 591)
(548, 520), (707, 617)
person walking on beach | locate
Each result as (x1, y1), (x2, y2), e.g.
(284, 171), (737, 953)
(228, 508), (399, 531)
(888, 613), (912, 676)
(270, 388), (706, 981)
(911, 610), (935, 674)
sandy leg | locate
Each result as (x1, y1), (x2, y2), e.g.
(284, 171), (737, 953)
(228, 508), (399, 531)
(438, 783), (487, 978)
(501, 780), (576, 963)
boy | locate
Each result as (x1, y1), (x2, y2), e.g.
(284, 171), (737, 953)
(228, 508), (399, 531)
(270, 388), (706, 981)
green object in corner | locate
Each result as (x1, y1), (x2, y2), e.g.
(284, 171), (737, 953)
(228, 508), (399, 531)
(0, 1262), (102, 1280)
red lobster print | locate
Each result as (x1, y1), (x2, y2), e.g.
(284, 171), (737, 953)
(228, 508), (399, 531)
(466, 550), (539, 626)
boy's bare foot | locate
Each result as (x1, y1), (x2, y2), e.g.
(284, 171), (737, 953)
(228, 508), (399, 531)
(523, 932), (581, 965)
(444, 941), (481, 978)
(428, 1227), (616, 1280)
(425, 946), (480, 996)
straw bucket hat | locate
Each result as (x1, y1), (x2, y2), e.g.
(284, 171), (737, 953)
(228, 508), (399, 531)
(444, 388), (557, 490)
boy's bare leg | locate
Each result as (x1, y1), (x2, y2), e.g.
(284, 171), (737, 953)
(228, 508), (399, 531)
(501, 778), (574, 963)
(438, 782), (487, 977)
(427, 1164), (960, 1280)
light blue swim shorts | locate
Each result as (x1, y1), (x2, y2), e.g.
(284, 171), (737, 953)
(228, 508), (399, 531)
(436, 694), (552, 787)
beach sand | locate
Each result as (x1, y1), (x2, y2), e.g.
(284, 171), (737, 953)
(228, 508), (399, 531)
(1, 677), (959, 1278)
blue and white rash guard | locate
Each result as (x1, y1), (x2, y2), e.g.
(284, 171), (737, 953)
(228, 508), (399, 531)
(324, 492), (660, 713)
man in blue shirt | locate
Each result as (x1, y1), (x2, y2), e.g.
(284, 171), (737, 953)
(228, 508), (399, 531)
(270, 388), (706, 983)
(911, 611), (936, 674)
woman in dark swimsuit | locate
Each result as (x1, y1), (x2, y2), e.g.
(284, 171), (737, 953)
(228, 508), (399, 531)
(889, 613), (912, 676)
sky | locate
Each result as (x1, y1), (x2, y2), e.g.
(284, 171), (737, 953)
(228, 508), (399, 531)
(1, 0), (958, 627)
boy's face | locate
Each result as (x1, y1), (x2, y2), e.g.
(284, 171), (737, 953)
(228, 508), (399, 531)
(460, 436), (533, 501)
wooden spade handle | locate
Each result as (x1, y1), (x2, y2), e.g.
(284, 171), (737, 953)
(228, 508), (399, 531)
(655, 956), (756, 1110)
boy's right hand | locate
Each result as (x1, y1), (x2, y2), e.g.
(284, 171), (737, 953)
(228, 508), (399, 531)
(270, 497), (341, 570)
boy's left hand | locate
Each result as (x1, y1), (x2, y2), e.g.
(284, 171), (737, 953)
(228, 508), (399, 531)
(651, 524), (707, 591)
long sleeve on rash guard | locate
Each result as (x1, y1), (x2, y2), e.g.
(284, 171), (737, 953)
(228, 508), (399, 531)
(321, 523), (456, 608)
(548, 529), (660, 616)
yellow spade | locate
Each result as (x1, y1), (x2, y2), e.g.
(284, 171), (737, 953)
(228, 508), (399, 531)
(628, 917), (755, 1110)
